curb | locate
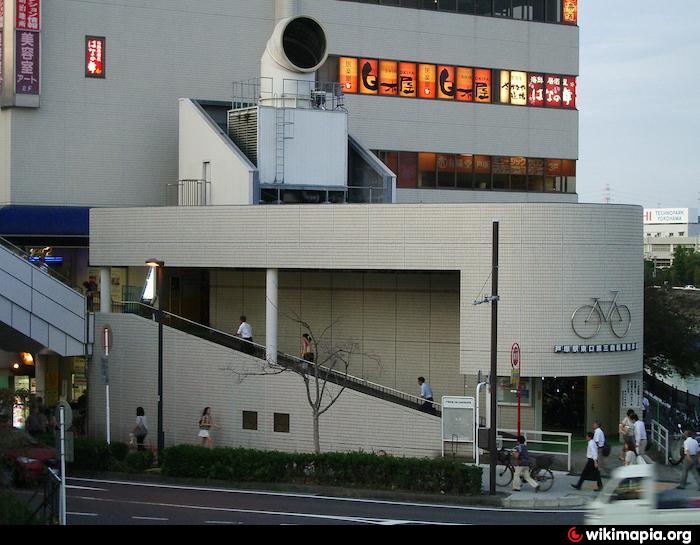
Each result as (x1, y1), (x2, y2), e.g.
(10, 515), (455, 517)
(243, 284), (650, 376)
(502, 494), (592, 509)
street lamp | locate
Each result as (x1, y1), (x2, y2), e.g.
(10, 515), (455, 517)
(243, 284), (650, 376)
(145, 259), (165, 463)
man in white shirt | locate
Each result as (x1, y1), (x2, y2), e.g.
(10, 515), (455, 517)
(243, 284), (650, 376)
(236, 315), (253, 340)
(571, 431), (603, 491)
(236, 315), (253, 354)
(593, 420), (607, 473)
(677, 430), (700, 490)
(632, 413), (647, 458)
(417, 376), (435, 414)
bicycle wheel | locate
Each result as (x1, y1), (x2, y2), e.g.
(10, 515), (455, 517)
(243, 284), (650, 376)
(495, 465), (514, 487)
(610, 304), (632, 338)
(537, 469), (554, 492)
(571, 305), (601, 339)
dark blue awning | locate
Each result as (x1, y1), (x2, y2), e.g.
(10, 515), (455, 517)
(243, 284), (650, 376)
(0, 206), (90, 237)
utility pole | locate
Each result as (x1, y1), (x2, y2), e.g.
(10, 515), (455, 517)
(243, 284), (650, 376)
(472, 220), (500, 495)
(489, 220), (499, 496)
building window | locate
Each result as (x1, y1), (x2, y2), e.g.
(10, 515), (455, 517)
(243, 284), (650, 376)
(374, 150), (575, 194)
(274, 413), (290, 433)
(335, 0), (576, 24)
(242, 411), (258, 430)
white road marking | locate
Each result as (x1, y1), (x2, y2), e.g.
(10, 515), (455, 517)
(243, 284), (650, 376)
(68, 512), (98, 517)
(67, 485), (108, 492)
(71, 495), (465, 525)
(69, 477), (584, 514)
(205, 521), (242, 525)
(132, 516), (169, 521)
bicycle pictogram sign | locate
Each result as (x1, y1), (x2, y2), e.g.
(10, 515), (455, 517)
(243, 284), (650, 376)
(571, 291), (631, 340)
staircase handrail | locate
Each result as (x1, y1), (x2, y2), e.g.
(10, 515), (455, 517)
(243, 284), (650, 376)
(116, 300), (441, 414)
(0, 235), (81, 291)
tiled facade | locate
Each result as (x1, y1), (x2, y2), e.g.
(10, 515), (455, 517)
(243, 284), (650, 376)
(90, 313), (442, 457)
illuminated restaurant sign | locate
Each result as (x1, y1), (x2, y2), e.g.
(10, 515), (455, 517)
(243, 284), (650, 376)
(85, 36), (106, 78)
(338, 56), (576, 110)
(562, 0), (578, 25)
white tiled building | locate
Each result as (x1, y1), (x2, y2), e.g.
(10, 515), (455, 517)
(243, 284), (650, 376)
(0, 0), (644, 456)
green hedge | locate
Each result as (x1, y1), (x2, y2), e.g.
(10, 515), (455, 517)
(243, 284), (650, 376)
(71, 438), (111, 471)
(0, 490), (39, 525)
(161, 446), (482, 495)
(71, 439), (148, 473)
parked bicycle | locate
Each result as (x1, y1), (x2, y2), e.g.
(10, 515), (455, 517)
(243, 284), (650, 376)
(571, 291), (631, 339)
(495, 448), (555, 491)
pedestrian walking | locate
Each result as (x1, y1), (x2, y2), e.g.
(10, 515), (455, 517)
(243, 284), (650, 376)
(618, 409), (635, 461)
(593, 420), (608, 474)
(132, 407), (148, 451)
(198, 407), (215, 449)
(677, 430), (700, 490)
(301, 334), (315, 363)
(512, 436), (540, 492)
(417, 376), (435, 414)
(571, 432), (604, 491)
(236, 315), (254, 355)
(631, 413), (647, 459)
(623, 437), (637, 466)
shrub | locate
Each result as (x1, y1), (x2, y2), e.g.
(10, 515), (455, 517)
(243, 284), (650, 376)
(124, 450), (154, 472)
(161, 446), (482, 495)
(0, 490), (39, 525)
(70, 438), (111, 471)
(109, 442), (129, 462)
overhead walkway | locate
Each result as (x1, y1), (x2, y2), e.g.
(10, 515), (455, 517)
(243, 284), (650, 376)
(120, 301), (441, 416)
(0, 237), (88, 356)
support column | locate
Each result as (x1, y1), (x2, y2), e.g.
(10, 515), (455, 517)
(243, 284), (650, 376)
(266, 269), (278, 365)
(34, 354), (45, 401)
(100, 268), (111, 313)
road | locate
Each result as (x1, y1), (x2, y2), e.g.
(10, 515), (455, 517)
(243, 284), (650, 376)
(59, 477), (586, 525)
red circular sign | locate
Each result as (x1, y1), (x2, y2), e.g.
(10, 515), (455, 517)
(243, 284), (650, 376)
(510, 343), (521, 369)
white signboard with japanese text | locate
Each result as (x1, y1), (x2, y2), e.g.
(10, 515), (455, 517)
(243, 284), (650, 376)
(644, 208), (698, 225)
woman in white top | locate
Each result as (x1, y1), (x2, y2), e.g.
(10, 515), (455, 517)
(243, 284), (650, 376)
(623, 437), (637, 465)
(618, 409), (635, 461)
(198, 407), (215, 448)
(132, 407), (148, 451)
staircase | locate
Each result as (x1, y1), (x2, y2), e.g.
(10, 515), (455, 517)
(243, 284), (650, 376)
(121, 302), (441, 416)
(0, 237), (88, 356)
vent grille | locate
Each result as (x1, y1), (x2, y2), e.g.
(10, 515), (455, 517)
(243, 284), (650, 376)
(228, 107), (258, 166)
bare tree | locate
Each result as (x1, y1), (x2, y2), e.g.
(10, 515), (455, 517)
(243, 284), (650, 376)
(223, 313), (378, 454)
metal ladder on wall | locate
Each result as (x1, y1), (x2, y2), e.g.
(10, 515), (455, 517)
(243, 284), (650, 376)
(274, 96), (295, 185)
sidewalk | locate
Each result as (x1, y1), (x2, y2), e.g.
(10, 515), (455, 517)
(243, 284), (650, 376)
(484, 443), (696, 509)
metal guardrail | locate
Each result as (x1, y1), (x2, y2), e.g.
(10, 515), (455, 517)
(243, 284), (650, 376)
(115, 301), (441, 416)
(166, 179), (211, 207)
(497, 428), (573, 472)
(651, 420), (670, 465)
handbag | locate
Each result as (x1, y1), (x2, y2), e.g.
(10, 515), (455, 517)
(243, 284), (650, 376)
(601, 442), (611, 457)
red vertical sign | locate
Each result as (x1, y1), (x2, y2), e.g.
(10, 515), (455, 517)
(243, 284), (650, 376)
(562, 76), (576, 109)
(528, 74), (544, 107)
(86, 36), (106, 78)
(16, 0), (40, 31)
(545, 75), (562, 108)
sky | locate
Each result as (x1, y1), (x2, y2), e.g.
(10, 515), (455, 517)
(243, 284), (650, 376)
(577, 1), (700, 210)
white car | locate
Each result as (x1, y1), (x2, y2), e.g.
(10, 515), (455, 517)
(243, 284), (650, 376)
(586, 464), (700, 525)
(684, 285), (697, 290)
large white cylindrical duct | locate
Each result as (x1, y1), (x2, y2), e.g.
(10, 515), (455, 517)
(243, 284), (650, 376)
(260, 15), (328, 106)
